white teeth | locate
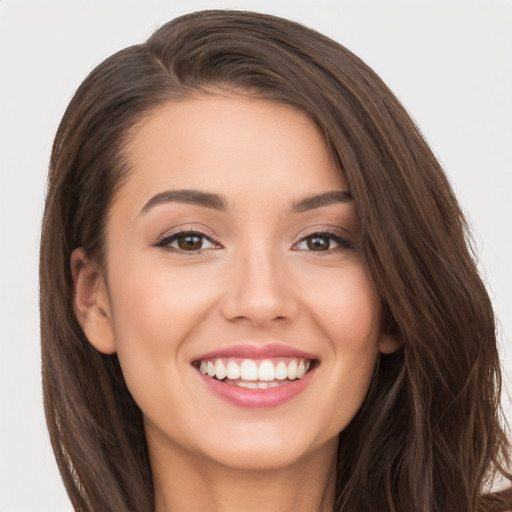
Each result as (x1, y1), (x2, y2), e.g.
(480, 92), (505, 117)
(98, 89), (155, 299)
(238, 382), (258, 389)
(240, 359), (258, 380)
(296, 361), (306, 379)
(258, 360), (275, 381)
(226, 361), (241, 380)
(197, 357), (313, 382)
(235, 381), (284, 389)
(287, 360), (298, 380)
(275, 361), (288, 380)
(215, 359), (227, 380)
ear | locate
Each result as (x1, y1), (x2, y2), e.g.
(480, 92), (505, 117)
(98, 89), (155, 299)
(378, 333), (402, 354)
(71, 248), (116, 354)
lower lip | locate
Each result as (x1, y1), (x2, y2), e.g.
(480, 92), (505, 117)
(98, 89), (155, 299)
(197, 370), (315, 409)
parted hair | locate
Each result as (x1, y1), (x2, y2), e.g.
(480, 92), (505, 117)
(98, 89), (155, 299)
(40, 10), (511, 511)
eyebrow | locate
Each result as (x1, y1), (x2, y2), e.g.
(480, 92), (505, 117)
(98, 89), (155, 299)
(140, 189), (227, 214)
(290, 190), (352, 213)
(140, 188), (352, 215)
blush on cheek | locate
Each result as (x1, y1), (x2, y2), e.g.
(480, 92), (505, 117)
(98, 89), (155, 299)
(308, 275), (382, 350)
(108, 263), (222, 361)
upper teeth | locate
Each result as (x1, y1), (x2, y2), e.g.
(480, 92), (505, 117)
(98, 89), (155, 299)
(198, 358), (311, 381)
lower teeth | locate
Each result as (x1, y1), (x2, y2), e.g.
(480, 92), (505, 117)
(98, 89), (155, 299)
(224, 380), (289, 389)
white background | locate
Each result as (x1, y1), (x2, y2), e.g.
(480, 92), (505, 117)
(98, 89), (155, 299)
(0, 1), (511, 510)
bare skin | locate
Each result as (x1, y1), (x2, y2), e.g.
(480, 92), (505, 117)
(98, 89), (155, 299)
(150, 428), (337, 512)
(72, 92), (399, 511)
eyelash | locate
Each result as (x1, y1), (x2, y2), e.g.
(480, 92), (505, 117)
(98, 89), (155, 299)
(154, 229), (354, 254)
(154, 229), (221, 253)
(293, 229), (355, 253)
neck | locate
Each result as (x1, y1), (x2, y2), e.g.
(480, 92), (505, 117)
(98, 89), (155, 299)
(151, 436), (337, 512)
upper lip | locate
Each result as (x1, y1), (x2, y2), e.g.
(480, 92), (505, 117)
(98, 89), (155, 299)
(192, 343), (317, 362)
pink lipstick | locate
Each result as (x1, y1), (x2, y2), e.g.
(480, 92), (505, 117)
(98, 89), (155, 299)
(192, 343), (317, 408)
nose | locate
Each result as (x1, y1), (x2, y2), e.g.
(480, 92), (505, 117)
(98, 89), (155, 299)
(220, 244), (298, 327)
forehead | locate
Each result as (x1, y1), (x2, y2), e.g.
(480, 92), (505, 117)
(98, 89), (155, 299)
(119, 93), (345, 213)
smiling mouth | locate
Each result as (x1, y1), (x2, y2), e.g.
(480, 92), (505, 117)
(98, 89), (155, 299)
(192, 357), (314, 389)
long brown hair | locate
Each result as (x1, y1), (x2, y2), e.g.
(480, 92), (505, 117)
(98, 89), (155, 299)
(40, 10), (511, 511)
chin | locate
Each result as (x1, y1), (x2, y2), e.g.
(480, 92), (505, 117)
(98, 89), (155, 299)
(190, 420), (340, 472)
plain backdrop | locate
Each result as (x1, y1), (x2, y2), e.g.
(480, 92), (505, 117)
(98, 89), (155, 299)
(0, 1), (511, 510)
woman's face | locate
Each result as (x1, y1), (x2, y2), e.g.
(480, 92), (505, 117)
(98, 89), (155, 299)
(78, 93), (397, 471)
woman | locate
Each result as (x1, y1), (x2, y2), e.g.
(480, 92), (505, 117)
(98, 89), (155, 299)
(40, 9), (511, 512)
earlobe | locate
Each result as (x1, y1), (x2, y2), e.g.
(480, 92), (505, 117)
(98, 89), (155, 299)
(378, 333), (402, 354)
(71, 248), (117, 354)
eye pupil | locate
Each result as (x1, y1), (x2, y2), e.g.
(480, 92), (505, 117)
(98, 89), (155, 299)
(178, 235), (203, 250)
(307, 236), (329, 251)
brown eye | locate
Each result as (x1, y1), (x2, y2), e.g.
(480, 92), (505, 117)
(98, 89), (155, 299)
(155, 231), (219, 252)
(293, 231), (354, 253)
(306, 236), (331, 251)
(177, 234), (204, 251)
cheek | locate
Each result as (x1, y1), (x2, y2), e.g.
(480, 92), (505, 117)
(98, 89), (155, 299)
(325, 271), (382, 385)
(297, 264), (382, 430)
(109, 259), (219, 346)
(302, 263), (382, 351)
(105, 260), (221, 403)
